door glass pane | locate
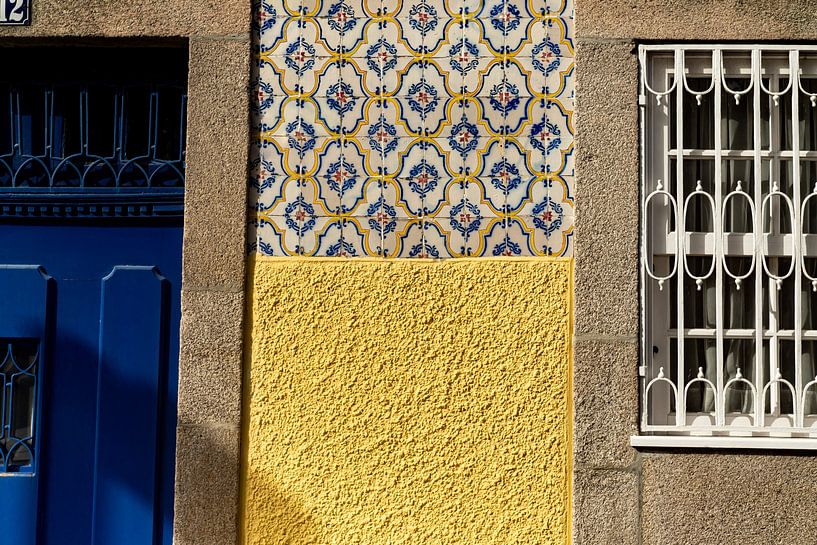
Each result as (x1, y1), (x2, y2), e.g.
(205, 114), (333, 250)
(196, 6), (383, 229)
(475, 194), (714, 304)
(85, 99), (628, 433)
(1, 339), (39, 472)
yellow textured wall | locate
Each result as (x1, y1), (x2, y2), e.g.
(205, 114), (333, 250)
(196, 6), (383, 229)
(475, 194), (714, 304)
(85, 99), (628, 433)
(242, 257), (573, 545)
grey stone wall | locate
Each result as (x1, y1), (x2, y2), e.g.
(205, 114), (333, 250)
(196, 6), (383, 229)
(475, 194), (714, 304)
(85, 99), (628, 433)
(574, 1), (817, 543)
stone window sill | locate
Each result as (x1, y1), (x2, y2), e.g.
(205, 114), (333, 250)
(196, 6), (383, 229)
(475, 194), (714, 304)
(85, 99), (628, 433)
(631, 435), (817, 450)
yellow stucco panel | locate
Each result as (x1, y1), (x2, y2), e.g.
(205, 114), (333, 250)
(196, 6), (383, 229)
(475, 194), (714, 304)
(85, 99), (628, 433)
(242, 257), (573, 544)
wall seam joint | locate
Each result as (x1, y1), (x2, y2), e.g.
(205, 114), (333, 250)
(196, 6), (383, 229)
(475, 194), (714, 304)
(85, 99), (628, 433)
(177, 421), (241, 431)
(182, 285), (246, 295)
(574, 334), (637, 343)
(189, 34), (251, 41)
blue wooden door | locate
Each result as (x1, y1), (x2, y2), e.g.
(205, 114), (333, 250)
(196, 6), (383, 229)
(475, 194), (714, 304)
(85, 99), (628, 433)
(0, 221), (182, 545)
(0, 44), (187, 545)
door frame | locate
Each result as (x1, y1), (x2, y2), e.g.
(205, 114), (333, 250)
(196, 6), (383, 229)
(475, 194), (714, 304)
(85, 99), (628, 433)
(0, 8), (251, 545)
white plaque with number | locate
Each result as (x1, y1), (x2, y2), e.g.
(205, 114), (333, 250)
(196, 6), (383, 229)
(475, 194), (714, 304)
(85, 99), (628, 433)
(0, 0), (30, 25)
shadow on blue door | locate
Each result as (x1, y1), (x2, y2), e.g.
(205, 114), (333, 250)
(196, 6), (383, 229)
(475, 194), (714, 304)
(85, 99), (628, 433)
(0, 222), (183, 545)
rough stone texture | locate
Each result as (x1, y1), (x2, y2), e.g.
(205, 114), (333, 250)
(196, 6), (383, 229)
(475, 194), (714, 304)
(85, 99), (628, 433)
(577, 0), (817, 41)
(177, 289), (245, 426)
(573, 469), (640, 545)
(574, 39), (639, 338)
(177, 36), (251, 545)
(244, 258), (573, 545)
(573, 340), (638, 468)
(183, 38), (251, 291)
(642, 453), (817, 544)
(174, 423), (242, 545)
(0, 0), (250, 37)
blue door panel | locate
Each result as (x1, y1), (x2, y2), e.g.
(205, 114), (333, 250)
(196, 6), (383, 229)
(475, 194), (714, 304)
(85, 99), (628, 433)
(0, 223), (182, 545)
(39, 277), (101, 545)
(0, 266), (51, 337)
(93, 267), (168, 545)
(0, 266), (51, 545)
(0, 475), (38, 545)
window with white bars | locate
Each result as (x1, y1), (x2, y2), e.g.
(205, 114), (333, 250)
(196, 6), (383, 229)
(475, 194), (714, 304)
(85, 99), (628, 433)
(639, 45), (817, 443)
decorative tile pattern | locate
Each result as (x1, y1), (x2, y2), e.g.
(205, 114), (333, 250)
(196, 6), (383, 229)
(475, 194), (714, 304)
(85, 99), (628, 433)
(250, 0), (574, 257)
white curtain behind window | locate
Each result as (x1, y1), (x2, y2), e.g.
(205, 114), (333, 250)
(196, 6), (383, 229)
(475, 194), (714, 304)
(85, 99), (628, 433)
(684, 79), (817, 417)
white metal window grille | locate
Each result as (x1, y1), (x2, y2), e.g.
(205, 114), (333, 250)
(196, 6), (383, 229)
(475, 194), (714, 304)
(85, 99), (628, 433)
(638, 45), (817, 446)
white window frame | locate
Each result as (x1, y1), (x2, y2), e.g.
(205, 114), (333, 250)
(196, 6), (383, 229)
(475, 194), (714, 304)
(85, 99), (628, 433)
(635, 44), (817, 449)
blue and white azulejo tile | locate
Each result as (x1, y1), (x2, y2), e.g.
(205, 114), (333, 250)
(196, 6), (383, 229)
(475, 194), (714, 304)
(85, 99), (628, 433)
(250, 0), (574, 257)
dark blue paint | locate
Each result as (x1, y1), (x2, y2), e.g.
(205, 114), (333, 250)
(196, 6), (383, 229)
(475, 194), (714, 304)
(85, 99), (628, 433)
(0, 266), (51, 545)
(0, 222), (182, 545)
(94, 267), (168, 545)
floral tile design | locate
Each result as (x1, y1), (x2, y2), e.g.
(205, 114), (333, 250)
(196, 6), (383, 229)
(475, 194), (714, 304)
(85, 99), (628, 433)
(250, 0), (575, 257)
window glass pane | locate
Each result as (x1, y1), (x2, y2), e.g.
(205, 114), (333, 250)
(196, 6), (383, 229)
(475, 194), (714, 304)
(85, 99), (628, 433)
(723, 339), (756, 415)
(722, 80), (755, 150)
(670, 338), (717, 414)
(723, 269), (755, 328)
(155, 89), (185, 162)
(0, 339), (39, 473)
(804, 341), (817, 415)
(52, 87), (82, 160)
(773, 341), (797, 415)
(86, 86), (117, 159)
(799, 76), (817, 151)
(805, 282), (817, 330)
(682, 273), (716, 328)
(776, 79), (794, 151)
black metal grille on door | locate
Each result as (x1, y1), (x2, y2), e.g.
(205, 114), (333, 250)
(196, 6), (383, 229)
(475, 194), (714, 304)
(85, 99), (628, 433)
(0, 46), (188, 219)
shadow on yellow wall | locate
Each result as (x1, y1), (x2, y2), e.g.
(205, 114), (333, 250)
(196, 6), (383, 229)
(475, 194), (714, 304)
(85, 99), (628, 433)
(241, 258), (573, 545)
